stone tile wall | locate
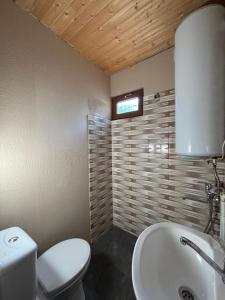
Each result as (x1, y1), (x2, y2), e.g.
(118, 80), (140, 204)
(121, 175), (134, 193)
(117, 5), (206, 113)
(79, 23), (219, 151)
(88, 114), (112, 241)
(88, 90), (225, 241)
(112, 89), (224, 236)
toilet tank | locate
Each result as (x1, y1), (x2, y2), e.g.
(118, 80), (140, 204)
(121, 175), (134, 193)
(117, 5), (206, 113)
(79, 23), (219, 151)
(0, 227), (37, 300)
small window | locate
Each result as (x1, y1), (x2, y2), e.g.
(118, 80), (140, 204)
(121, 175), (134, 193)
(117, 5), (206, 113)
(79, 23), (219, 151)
(111, 89), (144, 120)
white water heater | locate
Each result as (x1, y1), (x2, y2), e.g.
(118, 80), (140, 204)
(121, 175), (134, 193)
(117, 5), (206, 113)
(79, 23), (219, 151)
(175, 4), (225, 158)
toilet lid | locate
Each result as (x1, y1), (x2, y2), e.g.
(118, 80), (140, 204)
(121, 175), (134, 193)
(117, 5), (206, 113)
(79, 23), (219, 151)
(37, 238), (90, 296)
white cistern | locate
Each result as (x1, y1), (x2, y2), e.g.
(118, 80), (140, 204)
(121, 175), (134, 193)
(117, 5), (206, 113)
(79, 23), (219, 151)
(0, 227), (91, 300)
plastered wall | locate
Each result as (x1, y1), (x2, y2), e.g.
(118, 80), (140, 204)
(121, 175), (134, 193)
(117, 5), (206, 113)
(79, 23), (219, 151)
(0, 0), (110, 253)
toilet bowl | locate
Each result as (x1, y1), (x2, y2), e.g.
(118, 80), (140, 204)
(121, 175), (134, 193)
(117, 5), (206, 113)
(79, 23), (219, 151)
(37, 239), (91, 300)
(0, 227), (90, 300)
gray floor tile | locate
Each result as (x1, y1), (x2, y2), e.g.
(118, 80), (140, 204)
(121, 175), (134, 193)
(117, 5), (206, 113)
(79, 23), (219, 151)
(83, 226), (137, 300)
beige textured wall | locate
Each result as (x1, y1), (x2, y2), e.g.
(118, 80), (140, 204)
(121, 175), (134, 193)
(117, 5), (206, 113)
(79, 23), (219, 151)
(0, 0), (110, 253)
(110, 48), (175, 97)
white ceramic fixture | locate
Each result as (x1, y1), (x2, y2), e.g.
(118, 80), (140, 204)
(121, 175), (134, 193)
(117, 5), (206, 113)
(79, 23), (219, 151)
(0, 227), (91, 300)
(0, 227), (37, 300)
(37, 238), (90, 300)
(132, 222), (225, 300)
(175, 4), (225, 158)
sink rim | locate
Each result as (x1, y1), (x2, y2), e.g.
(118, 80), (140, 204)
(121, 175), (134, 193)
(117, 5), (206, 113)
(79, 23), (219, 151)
(132, 221), (224, 300)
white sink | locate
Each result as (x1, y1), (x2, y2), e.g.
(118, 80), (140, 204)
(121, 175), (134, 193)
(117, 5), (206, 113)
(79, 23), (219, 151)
(132, 222), (225, 300)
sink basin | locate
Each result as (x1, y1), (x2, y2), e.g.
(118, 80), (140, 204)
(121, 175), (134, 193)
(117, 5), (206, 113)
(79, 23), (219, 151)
(132, 222), (225, 300)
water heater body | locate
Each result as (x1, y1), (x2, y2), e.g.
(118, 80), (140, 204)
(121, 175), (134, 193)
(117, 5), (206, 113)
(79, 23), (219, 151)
(175, 4), (225, 158)
(0, 227), (37, 300)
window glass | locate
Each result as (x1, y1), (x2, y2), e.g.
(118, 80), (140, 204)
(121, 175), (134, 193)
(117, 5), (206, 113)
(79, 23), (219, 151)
(111, 89), (143, 120)
(116, 97), (139, 114)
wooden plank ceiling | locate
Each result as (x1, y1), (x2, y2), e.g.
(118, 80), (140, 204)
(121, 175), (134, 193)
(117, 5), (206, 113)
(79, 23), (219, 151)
(15, 0), (216, 74)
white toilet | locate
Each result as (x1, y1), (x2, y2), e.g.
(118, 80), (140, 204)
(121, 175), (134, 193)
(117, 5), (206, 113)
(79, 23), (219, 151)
(0, 227), (91, 300)
(37, 238), (90, 300)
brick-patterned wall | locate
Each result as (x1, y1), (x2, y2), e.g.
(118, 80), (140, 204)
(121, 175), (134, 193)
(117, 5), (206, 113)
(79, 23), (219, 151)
(112, 89), (225, 236)
(88, 114), (112, 242)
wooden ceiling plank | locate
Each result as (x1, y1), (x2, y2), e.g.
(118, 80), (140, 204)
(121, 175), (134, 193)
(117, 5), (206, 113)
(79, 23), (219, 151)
(93, 27), (175, 68)
(77, 35), (169, 70)
(49, 5), (80, 35)
(131, 16), (182, 45)
(76, 0), (182, 60)
(106, 0), (190, 45)
(78, 0), (209, 62)
(72, 0), (180, 57)
(61, 0), (113, 42)
(50, 0), (94, 35)
(91, 20), (170, 58)
(104, 1), (213, 72)
(117, 42), (172, 71)
(126, 0), (209, 46)
(15, 0), (36, 11)
(71, 0), (159, 50)
(106, 36), (173, 71)
(14, 0), (214, 74)
(104, 41), (172, 74)
(40, 0), (75, 27)
(29, 0), (56, 20)
(70, 0), (133, 44)
(96, 28), (174, 68)
(102, 0), (211, 70)
(91, 24), (178, 69)
(123, 30), (174, 59)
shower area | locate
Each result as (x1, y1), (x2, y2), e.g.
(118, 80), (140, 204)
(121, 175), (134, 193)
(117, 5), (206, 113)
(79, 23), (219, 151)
(88, 89), (225, 242)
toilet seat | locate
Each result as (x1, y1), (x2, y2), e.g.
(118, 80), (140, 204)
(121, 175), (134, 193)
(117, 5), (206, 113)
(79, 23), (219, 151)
(37, 239), (90, 298)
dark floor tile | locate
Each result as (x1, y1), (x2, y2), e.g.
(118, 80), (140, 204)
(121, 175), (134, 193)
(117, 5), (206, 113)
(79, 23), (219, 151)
(83, 226), (137, 300)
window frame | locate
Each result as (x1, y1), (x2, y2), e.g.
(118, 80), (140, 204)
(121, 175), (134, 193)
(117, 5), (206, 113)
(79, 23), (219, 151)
(111, 88), (144, 120)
